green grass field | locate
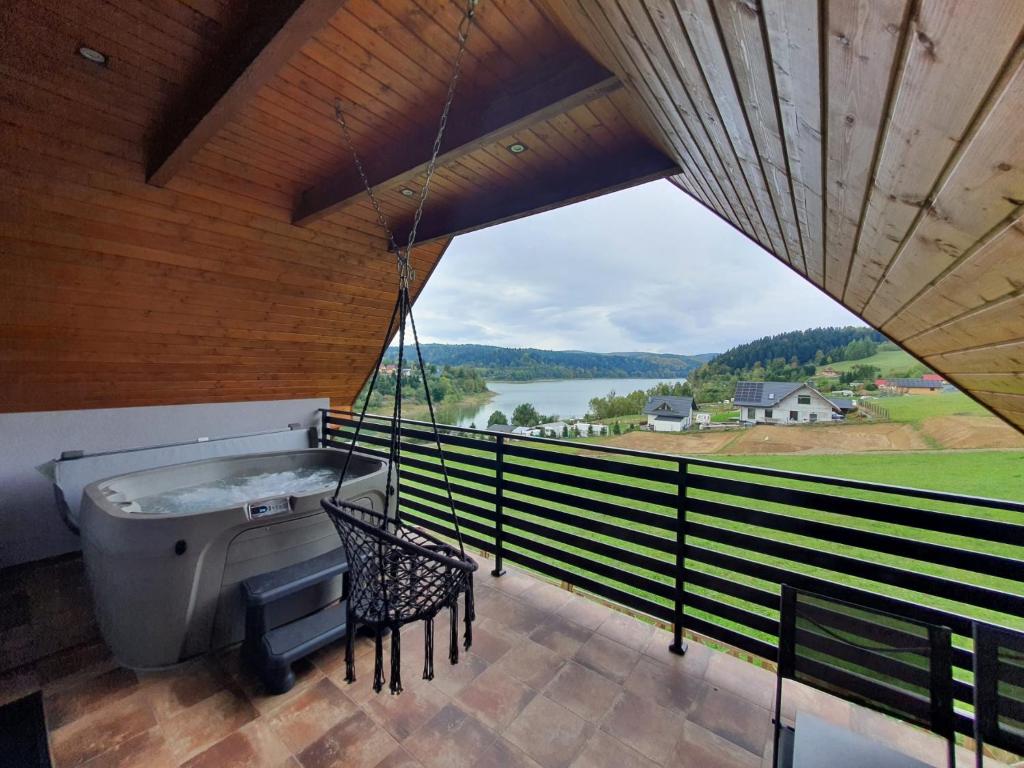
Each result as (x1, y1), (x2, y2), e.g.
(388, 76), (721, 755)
(818, 345), (924, 377)
(875, 391), (989, 424)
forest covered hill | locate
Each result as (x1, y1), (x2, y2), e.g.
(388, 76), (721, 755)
(385, 344), (716, 380)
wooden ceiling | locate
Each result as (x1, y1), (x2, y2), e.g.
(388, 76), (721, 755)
(0, 0), (675, 411)
(1, 0), (1021, 432)
(542, 0), (1024, 431)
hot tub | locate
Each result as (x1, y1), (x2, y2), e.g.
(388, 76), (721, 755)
(79, 448), (388, 668)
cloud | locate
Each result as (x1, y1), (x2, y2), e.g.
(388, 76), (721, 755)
(412, 180), (863, 354)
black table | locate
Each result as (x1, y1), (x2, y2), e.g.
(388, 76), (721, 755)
(792, 712), (933, 768)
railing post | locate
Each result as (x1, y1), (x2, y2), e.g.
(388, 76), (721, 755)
(670, 458), (688, 655)
(319, 409), (328, 447)
(491, 433), (506, 577)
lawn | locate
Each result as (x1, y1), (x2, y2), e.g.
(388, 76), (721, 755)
(877, 391), (989, 425)
(712, 450), (1024, 501)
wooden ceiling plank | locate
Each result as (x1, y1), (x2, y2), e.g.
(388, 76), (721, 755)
(658, 0), (791, 263)
(925, 340), (1024, 376)
(557, 0), (742, 228)
(907, 294), (1024, 360)
(762, 0), (824, 284)
(862, 51), (1024, 327)
(598, 0), (770, 246)
(710, 0), (807, 274)
(844, 1), (1024, 313)
(293, 56), (620, 225)
(821, 0), (910, 299)
(388, 140), (681, 246)
(146, 0), (347, 186)
(884, 218), (1024, 343)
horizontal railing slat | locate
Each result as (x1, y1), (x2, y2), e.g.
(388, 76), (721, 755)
(504, 460), (677, 507)
(503, 442), (677, 484)
(503, 479), (675, 531)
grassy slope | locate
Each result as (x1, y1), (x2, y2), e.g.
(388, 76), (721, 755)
(878, 391), (988, 424)
(817, 346), (924, 377)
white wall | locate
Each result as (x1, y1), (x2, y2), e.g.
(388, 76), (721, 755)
(0, 398), (328, 568)
(741, 387), (834, 424)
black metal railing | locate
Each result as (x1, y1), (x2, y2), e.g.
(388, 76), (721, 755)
(320, 408), (1024, 734)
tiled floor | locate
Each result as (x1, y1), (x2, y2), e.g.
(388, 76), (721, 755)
(0, 553), (1006, 768)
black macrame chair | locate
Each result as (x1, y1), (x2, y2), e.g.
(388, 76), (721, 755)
(320, 0), (479, 696)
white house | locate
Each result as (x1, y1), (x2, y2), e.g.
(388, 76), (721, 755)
(644, 396), (697, 431)
(733, 382), (838, 425)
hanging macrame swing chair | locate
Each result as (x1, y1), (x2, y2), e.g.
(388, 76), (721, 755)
(321, 0), (479, 696)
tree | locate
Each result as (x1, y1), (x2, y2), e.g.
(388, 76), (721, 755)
(587, 424), (593, 436)
(488, 410), (508, 426)
(561, 426), (569, 438)
(512, 402), (542, 427)
(612, 420), (621, 435)
(469, 422), (476, 429)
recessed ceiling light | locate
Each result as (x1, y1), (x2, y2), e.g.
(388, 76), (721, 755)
(399, 188), (415, 197)
(78, 45), (108, 66)
(506, 142), (528, 155)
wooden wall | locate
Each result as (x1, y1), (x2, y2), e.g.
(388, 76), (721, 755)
(543, 0), (1024, 431)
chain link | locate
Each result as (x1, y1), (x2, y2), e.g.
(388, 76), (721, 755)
(333, 0), (478, 291)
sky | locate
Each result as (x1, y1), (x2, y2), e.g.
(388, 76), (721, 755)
(412, 180), (863, 356)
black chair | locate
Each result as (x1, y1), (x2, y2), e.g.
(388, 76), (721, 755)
(774, 585), (955, 768)
(972, 622), (1024, 767)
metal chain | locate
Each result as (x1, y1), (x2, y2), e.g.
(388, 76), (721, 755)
(334, 0), (478, 291)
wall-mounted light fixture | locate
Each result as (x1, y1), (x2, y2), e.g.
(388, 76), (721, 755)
(77, 45), (108, 66)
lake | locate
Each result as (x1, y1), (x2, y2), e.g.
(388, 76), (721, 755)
(448, 377), (688, 428)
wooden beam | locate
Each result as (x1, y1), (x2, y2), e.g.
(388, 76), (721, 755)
(292, 58), (622, 226)
(387, 141), (680, 247)
(146, 0), (345, 187)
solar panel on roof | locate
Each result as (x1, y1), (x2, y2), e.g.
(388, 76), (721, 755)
(735, 382), (763, 402)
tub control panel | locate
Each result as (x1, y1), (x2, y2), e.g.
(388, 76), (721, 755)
(246, 496), (291, 520)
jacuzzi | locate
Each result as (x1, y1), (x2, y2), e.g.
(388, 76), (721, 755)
(79, 448), (388, 668)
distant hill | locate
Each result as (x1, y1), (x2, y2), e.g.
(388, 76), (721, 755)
(385, 344), (716, 381)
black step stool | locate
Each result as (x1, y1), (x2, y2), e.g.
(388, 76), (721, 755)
(241, 547), (350, 694)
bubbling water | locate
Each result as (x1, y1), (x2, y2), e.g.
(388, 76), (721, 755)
(132, 466), (341, 516)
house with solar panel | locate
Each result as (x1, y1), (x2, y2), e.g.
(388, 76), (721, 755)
(734, 382), (840, 425)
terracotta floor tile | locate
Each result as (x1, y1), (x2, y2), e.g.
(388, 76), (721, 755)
(778, 679), (851, 728)
(529, 614), (592, 658)
(403, 703), (497, 768)
(624, 657), (706, 715)
(181, 719), (293, 768)
(557, 596), (615, 631)
(265, 677), (360, 754)
(574, 633), (640, 684)
(297, 709), (399, 768)
(595, 612), (656, 652)
(505, 695), (593, 768)
(36, 642), (115, 691)
(666, 719), (762, 768)
(498, 598), (553, 636)
(601, 690), (685, 765)
(488, 570), (536, 596)
(77, 728), (175, 768)
(642, 629), (713, 678)
(425, 650), (488, 697)
(137, 658), (229, 722)
(468, 620), (515, 663)
(221, 646), (326, 716)
(456, 664), (536, 731)
(45, 666), (139, 730)
(476, 737), (545, 768)
(493, 638), (565, 689)
(703, 652), (775, 711)
(373, 745), (424, 767)
(49, 690), (157, 768)
(518, 581), (574, 614)
(689, 684), (771, 757)
(543, 661), (620, 722)
(569, 730), (659, 768)
(161, 687), (258, 764)
(362, 679), (449, 740)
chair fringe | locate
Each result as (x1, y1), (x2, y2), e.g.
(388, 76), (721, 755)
(463, 577), (474, 650)
(373, 631), (385, 693)
(389, 625), (402, 694)
(423, 617), (435, 680)
(449, 599), (459, 664)
(344, 604), (356, 684)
